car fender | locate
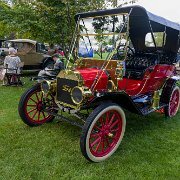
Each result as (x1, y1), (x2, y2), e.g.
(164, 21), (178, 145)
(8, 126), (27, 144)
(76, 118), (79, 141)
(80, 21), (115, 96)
(87, 92), (142, 115)
(160, 78), (178, 104)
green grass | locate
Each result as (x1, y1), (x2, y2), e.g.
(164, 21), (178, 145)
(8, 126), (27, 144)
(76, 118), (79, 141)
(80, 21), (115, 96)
(0, 77), (180, 180)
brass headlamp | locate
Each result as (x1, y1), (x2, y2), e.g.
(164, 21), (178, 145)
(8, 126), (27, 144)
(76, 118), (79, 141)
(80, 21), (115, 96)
(41, 80), (56, 96)
(71, 86), (92, 105)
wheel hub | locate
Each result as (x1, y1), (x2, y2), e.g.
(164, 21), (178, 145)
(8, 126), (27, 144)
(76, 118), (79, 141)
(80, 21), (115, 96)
(101, 125), (113, 137)
(108, 133), (114, 138)
(37, 101), (43, 111)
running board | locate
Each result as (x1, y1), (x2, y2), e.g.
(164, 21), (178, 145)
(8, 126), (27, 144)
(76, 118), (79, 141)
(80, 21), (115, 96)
(140, 103), (167, 115)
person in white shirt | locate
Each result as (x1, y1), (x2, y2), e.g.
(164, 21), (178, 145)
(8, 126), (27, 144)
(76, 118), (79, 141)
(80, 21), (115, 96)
(0, 47), (21, 84)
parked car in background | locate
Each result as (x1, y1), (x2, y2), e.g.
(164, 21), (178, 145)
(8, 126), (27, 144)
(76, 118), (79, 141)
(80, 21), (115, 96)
(0, 39), (54, 70)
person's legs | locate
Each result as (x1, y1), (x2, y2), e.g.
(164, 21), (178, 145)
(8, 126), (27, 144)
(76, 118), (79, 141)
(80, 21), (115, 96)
(38, 70), (47, 77)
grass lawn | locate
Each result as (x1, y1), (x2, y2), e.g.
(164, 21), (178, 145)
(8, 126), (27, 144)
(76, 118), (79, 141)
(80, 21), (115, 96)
(0, 77), (179, 180)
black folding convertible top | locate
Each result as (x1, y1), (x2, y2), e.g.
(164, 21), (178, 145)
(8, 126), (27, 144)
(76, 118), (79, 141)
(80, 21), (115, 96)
(75, 6), (180, 53)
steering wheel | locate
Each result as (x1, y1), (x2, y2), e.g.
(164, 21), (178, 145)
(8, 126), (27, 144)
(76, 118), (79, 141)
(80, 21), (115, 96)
(112, 45), (135, 60)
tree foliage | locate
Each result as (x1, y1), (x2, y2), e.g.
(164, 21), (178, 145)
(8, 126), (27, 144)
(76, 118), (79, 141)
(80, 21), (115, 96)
(0, 0), (137, 49)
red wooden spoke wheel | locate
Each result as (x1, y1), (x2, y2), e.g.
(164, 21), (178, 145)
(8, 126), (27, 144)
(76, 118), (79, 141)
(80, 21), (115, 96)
(18, 84), (57, 126)
(80, 103), (126, 162)
(165, 86), (180, 117)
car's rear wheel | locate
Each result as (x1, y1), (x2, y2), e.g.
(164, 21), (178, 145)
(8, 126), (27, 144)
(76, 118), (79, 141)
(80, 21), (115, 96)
(80, 103), (126, 162)
(164, 86), (180, 117)
(18, 84), (58, 126)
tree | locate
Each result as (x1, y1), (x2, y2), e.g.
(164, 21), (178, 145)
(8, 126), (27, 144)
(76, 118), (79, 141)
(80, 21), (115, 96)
(0, 0), (138, 51)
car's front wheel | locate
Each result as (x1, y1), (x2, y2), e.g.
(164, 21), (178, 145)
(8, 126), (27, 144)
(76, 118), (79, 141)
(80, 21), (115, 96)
(18, 84), (58, 126)
(80, 103), (126, 162)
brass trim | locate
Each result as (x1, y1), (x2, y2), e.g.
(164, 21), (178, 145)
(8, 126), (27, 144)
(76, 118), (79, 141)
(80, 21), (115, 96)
(55, 78), (89, 110)
(41, 80), (52, 96)
(152, 90), (160, 109)
(115, 62), (124, 80)
(57, 70), (84, 86)
(71, 86), (84, 105)
(107, 80), (117, 92)
(71, 86), (92, 105)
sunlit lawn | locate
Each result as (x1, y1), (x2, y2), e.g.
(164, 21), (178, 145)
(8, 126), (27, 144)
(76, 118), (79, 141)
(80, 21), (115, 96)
(0, 77), (179, 179)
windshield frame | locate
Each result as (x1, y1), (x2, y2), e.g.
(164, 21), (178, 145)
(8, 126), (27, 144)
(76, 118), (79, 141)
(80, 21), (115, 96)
(66, 11), (131, 69)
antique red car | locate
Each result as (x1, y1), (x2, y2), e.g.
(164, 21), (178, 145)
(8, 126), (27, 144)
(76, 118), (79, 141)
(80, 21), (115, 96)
(19, 6), (180, 162)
